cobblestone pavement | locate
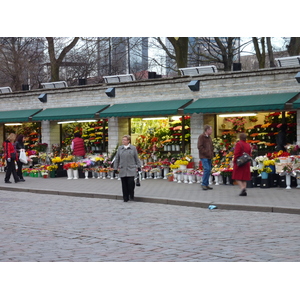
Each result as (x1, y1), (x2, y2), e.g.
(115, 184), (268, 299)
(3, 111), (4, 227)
(1, 190), (299, 262)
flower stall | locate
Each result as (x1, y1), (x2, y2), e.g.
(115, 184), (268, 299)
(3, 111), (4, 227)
(61, 119), (108, 154)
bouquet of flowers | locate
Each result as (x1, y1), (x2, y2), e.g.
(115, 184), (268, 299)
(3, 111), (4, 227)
(220, 168), (233, 177)
(47, 164), (58, 171)
(263, 160), (275, 166)
(63, 162), (80, 170)
(286, 144), (299, 154)
(255, 155), (268, 163)
(212, 137), (225, 152)
(174, 160), (188, 166)
(258, 166), (272, 174)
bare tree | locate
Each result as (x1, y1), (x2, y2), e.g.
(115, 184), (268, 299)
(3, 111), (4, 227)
(191, 37), (242, 71)
(46, 37), (80, 82)
(154, 37), (189, 74)
(0, 37), (45, 91)
(154, 37), (247, 73)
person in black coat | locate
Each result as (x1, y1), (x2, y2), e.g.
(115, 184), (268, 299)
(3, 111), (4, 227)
(15, 134), (26, 181)
(276, 123), (287, 151)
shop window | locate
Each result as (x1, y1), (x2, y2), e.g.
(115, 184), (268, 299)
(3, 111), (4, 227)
(61, 119), (108, 154)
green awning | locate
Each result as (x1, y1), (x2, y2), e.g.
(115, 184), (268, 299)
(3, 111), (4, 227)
(0, 109), (42, 123)
(31, 105), (110, 121)
(184, 92), (300, 114)
(99, 99), (193, 118)
(291, 96), (300, 109)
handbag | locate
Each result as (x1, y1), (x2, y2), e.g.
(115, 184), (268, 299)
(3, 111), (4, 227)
(136, 171), (141, 187)
(19, 149), (28, 164)
(236, 143), (252, 167)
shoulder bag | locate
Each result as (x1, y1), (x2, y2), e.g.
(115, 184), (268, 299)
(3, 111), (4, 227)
(236, 142), (252, 167)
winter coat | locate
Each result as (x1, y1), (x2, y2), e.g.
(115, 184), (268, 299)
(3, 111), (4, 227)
(198, 133), (214, 159)
(72, 137), (86, 157)
(3, 140), (18, 161)
(15, 140), (25, 154)
(114, 144), (141, 177)
(232, 140), (251, 181)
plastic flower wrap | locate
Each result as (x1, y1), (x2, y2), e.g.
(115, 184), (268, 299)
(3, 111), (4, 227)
(279, 162), (294, 176)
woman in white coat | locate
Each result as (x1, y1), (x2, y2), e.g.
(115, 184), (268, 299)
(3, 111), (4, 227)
(114, 135), (141, 202)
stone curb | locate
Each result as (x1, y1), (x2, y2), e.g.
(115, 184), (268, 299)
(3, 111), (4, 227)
(2, 185), (300, 215)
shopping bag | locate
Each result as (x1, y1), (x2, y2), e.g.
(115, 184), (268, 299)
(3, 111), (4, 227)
(136, 171), (141, 186)
(19, 149), (28, 164)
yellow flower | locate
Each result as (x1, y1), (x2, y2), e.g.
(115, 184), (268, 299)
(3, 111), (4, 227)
(174, 160), (188, 165)
(52, 157), (62, 163)
(170, 164), (179, 169)
(263, 160), (275, 166)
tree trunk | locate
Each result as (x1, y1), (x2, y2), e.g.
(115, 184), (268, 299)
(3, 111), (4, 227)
(252, 37), (266, 69)
(266, 37), (275, 67)
(287, 37), (300, 56)
(46, 37), (80, 82)
(167, 37), (189, 73)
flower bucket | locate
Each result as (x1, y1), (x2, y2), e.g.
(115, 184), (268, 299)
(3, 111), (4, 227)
(168, 175), (174, 182)
(269, 165), (275, 174)
(50, 170), (55, 178)
(67, 169), (73, 179)
(261, 172), (268, 179)
(179, 165), (187, 170)
(73, 169), (78, 179)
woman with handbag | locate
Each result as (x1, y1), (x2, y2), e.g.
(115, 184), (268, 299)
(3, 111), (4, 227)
(3, 133), (19, 183)
(232, 132), (251, 196)
(15, 134), (26, 182)
(114, 135), (141, 202)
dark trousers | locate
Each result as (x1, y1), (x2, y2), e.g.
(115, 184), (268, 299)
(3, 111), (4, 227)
(121, 176), (135, 201)
(16, 160), (24, 179)
(5, 159), (19, 182)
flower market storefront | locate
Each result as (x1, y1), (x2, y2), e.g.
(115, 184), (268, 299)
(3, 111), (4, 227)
(2, 91), (300, 188)
(183, 92), (300, 188)
(0, 105), (111, 177)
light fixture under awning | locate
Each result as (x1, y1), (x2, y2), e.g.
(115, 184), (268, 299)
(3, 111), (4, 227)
(184, 92), (300, 114)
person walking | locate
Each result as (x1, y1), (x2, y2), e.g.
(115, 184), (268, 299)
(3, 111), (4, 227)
(198, 124), (214, 190)
(114, 135), (141, 202)
(232, 132), (252, 196)
(3, 133), (19, 183)
(71, 132), (86, 159)
(15, 134), (26, 182)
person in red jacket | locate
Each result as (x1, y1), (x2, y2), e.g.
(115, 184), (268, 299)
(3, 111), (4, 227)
(3, 133), (19, 183)
(71, 132), (86, 159)
(232, 132), (252, 196)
